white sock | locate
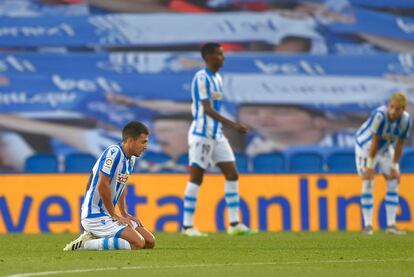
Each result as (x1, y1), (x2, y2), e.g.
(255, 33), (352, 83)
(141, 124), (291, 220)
(83, 237), (131, 250)
(385, 179), (399, 227)
(361, 179), (374, 227)
(225, 180), (240, 224)
(183, 182), (200, 228)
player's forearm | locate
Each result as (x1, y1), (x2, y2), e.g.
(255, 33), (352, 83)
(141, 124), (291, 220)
(205, 109), (237, 129)
(368, 145), (377, 159)
(368, 135), (380, 158)
(393, 140), (405, 164)
(367, 135), (380, 168)
(118, 192), (129, 217)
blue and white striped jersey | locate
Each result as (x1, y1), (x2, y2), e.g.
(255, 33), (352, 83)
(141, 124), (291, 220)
(190, 68), (224, 140)
(355, 105), (412, 152)
(81, 143), (135, 220)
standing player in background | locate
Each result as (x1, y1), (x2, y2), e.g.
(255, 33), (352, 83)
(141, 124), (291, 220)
(355, 92), (412, 235)
(63, 121), (155, 250)
(182, 43), (255, 237)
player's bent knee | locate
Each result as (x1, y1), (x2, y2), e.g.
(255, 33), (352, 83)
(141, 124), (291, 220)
(145, 236), (156, 249)
(130, 236), (146, 250)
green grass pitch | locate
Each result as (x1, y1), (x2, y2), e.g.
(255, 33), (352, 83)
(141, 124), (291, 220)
(0, 232), (414, 277)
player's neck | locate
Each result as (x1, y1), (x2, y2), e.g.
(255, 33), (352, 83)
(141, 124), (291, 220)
(121, 142), (132, 158)
(207, 65), (219, 74)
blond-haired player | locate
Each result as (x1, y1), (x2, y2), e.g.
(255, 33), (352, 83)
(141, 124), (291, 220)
(355, 92), (412, 235)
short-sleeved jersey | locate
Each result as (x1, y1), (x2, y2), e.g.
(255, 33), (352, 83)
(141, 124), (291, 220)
(81, 143), (135, 220)
(355, 105), (412, 152)
(190, 68), (224, 140)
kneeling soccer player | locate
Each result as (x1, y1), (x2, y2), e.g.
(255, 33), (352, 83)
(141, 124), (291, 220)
(63, 121), (155, 251)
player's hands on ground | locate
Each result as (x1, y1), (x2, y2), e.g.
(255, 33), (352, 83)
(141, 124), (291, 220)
(362, 168), (375, 180)
(233, 123), (248, 134)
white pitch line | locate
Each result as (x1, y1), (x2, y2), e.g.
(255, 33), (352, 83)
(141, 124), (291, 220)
(4, 258), (414, 277)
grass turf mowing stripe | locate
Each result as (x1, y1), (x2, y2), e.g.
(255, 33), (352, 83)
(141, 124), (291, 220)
(5, 258), (414, 277)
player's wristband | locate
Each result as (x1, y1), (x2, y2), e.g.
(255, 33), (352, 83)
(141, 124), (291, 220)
(366, 157), (375, 169)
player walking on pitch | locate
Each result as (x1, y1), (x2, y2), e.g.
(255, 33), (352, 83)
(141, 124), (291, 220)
(355, 92), (412, 235)
(182, 42), (256, 237)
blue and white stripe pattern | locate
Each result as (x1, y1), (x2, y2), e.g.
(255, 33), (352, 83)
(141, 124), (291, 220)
(355, 105), (412, 152)
(225, 192), (239, 209)
(224, 180), (240, 223)
(183, 196), (197, 215)
(81, 143), (135, 220)
(360, 192), (373, 210)
(190, 68), (224, 140)
(385, 191), (399, 207)
(101, 236), (130, 250)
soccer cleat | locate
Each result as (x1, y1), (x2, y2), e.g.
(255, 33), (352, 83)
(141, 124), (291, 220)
(362, 225), (373, 235)
(63, 231), (94, 251)
(227, 223), (257, 235)
(385, 225), (406, 235)
(181, 227), (208, 237)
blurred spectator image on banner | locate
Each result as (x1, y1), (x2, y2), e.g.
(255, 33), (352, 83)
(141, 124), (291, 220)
(237, 103), (360, 157)
(1, 0), (414, 174)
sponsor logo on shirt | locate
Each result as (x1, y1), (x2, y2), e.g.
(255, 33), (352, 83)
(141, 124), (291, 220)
(117, 173), (128, 185)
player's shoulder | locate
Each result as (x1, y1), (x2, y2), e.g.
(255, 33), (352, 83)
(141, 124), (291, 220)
(104, 144), (122, 157)
(193, 69), (209, 79)
(403, 110), (412, 119)
(401, 110), (412, 124)
(372, 106), (387, 119)
(375, 105), (387, 114)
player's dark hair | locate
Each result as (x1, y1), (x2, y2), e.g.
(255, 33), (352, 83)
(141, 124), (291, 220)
(122, 121), (149, 142)
(201, 42), (221, 61)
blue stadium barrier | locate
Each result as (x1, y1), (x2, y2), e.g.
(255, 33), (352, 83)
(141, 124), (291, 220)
(235, 153), (249, 173)
(253, 152), (285, 173)
(326, 150), (356, 173)
(176, 153), (190, 173)
(177, 153), (189, 167)
(64, 153), (96, 173)
(401, 151), (414, 173)
(288, 152), (324, 173)
(25, 154), (59, 173)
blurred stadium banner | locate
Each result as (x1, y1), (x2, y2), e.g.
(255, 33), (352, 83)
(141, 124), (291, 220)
(1, 52), (413, 113)
(0, 7), (413, 48)
(2, 51), (413, 76)
(0, 174), (413, 234)
(2, 51), (414, 170)
(0, 12), (321, 47)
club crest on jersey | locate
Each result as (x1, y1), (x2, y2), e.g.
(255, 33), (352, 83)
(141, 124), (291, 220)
(117, 173), (128, 185)
(211, 91), (222, 100)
